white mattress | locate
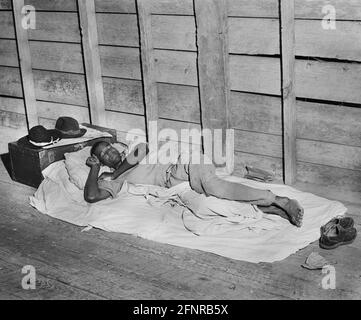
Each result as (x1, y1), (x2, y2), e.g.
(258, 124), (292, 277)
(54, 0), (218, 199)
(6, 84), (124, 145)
(29, 161), (347, 263)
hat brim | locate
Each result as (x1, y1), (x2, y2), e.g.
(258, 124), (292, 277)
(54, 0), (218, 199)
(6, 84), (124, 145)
(18, 129), (62, 149)
(56, 128), (87, 139)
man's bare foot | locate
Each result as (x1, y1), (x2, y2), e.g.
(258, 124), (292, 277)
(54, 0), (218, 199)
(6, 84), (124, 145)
(274, 196), (304, 227)
(257, 205), (289, 220)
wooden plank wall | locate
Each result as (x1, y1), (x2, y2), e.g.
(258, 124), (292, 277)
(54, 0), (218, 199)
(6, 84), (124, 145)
(226, 0), (361, 202)
(0, 0), (28, 152)
(293, 0), (361, 203)
(93, 0), (201, 144)
(149, 0), (201, 143)
(94, 0), (145, 142)
(194, 0), (230, 167)
(23, 0), (90, 130)
(0, 0), (360, 203)
(227, 0), (284, 179)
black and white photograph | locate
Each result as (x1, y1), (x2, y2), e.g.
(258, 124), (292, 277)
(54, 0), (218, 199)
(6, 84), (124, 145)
(0, 0), (360, 304)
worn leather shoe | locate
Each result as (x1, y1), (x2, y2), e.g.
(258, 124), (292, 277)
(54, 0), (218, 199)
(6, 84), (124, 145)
(321, 216), (354, 235)
(319, 224), (357, 250)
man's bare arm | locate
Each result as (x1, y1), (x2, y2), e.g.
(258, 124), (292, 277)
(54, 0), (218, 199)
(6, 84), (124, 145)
(110, 142), (149, 180)
(84, 156), (111, 203)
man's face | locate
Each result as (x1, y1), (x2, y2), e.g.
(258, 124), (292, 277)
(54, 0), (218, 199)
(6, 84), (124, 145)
(94, 143), (122, 168)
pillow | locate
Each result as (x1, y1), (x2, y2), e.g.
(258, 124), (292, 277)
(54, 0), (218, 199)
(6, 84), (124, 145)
(64, 143), (127, 190)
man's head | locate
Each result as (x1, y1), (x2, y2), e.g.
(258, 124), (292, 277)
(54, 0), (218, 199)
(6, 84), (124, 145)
(91, 141), (122, 168)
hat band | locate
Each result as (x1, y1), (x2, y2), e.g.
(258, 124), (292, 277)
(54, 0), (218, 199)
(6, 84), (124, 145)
(58, 129), (82, 135)
(29, 137), (60, 147)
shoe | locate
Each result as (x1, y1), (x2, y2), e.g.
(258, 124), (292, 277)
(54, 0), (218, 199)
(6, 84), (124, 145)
(321, 216), (354, 235)
(319, 224), (357, 250)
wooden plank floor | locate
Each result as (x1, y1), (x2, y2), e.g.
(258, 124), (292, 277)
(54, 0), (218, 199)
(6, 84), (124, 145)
(0, 157), (360, 300)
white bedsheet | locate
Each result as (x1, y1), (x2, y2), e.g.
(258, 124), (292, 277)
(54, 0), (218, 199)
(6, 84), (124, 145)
(29, 161), (347, 263)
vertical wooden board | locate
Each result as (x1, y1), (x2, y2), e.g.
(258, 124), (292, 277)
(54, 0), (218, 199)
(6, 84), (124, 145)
(102, 77), (144, 115)
(11, 9), (35, 125)
(229, 91), (282, 135)
(149, 0), (193, 15)
(78, 0), (106, 126)
(229, 56), (281, 95)
(234, 130), (283, 158)
(227, 0), (279, 17)
(28, 12), (81, 42)
(158, 118), (201, 132)
(158, 118), (202, 144)
(0, 39), (18, 66)
(228, 18), (280, 55)
(295, 20), (361, 62)
(151, 15), (196, 51)
(195, 0), (230, 169)
(296, 162), (361, 194)
(157, 83), (200, 123)
(105, 110), (146, 133)
(13, 0), (39, 127)
(0, 96), (25, 114)
(233, 151), (283, 180)
(280, 0), (296, 185)
(99, 46), (142, 79)
(0, 110), (26, 128)
(33, 70), (88, 106)
(136, 0), (158, 139)
(96, 13), (139, 46)
(0, 11), (15, 38)
(29, 41), (84, 74)
(295, 0), (361, 20)
(194, 0), (229, 130)
(0, 67), (23, 97)
(36, 101), (89, 123)
(154, 50), (198, 86)
(38, 116), (56, 128)
(24, 0), (77, 11)
(94, 0), (136, 13)
(296, 139), (361, 171)
(116, 130), (146, 145)
(0, 96), (26, 129)
(0, 0), (12, 9)
(295, 60), (361, 104)
(0, 126), (28, 154)
(296, 101), (361, 148)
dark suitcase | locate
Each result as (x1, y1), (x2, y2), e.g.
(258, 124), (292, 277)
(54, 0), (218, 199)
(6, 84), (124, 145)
(8, 123), (117, 188)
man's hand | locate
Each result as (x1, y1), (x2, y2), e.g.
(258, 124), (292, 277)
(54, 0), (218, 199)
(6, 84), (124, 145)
(99, 172), (113, 181)
(86, 156), (100, 168)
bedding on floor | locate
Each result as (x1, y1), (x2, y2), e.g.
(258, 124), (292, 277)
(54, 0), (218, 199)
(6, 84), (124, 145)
(29, 160), (346, 263)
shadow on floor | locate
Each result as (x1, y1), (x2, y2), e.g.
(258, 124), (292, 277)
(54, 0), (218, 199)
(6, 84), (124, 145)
(1, 153), (12, 178)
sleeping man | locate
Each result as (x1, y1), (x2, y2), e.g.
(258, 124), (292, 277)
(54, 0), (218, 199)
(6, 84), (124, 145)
(84, 140), (304, 227)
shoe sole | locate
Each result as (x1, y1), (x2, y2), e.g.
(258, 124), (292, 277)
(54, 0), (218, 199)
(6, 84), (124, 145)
(319, 238), (356, 250)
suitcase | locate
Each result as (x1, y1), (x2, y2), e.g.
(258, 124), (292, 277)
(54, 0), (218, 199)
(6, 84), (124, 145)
(8, 123), (117, 188)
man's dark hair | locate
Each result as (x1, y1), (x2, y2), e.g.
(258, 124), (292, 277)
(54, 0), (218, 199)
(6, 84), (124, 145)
(91, 140), (108, 156)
